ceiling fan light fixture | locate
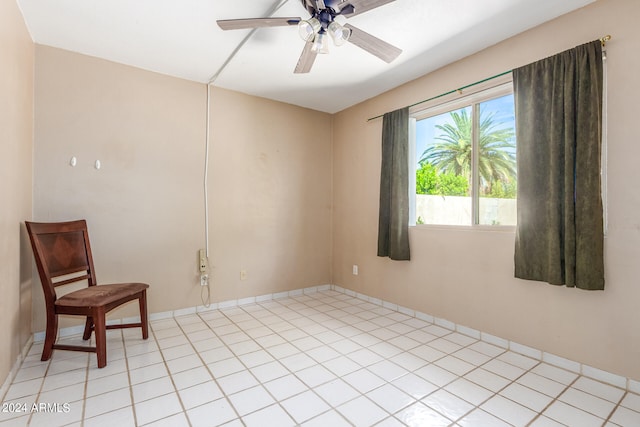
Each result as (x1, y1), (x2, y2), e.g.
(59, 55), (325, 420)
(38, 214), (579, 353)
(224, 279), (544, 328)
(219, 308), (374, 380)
(311, 31), (330, 54)
(217, 0), (404, 74)
(327, 21), (350, 46)
(298, 17), (321, 42)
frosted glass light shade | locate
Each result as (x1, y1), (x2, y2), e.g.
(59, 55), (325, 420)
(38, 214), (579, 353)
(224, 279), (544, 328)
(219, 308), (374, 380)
(328, 21), (350, 46)
(298, 18), (321, 42)
(311, 32), (330, 54)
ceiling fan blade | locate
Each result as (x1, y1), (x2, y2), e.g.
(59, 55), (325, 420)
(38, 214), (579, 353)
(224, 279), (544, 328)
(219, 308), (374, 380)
(303, 0), (317, 14)
(340, 0), (396, 17)
(315, 0), (327, 10)
(294, 41), (318, 74)
(217, 17), (301, 31)
(344, 23), (402, 63)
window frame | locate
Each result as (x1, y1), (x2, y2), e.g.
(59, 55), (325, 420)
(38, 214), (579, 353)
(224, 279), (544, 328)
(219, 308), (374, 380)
(409, 79), (516, 229)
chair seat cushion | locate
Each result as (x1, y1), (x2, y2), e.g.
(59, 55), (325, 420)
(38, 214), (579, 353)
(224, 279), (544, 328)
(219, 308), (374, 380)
(56, 283), (149, 308)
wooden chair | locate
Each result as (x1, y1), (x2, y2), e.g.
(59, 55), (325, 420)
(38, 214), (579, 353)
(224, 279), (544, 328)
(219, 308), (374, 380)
(26, 219), (149, 368)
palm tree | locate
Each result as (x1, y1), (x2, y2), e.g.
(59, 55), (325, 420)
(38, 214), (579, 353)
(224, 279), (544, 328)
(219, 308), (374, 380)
(419, 108), (516, 196)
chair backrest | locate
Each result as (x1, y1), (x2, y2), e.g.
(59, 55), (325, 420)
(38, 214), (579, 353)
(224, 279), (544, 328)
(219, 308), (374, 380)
(26, 220), (97, 304)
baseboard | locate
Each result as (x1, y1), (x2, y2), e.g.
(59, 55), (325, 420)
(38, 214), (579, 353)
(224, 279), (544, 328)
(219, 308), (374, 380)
(330, 285), (640, 393)
(32, 284), (333, 339)
(29, 282), (639, 393)
(0, 335), (33, 402)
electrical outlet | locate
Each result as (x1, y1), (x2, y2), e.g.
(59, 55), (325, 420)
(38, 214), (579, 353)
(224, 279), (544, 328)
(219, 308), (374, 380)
(200, 274), (208, 287)
(199, 249), (208, 273)
(352, 265), (359, 275)
(240, 270), (247, 281)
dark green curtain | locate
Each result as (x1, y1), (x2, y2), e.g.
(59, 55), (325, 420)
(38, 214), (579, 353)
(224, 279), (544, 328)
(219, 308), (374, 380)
(513, 40), (604, 290)
(377, 107), (410, 261)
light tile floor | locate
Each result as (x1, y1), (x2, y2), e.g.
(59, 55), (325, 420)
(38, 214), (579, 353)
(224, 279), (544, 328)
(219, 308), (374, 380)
(1, 290), (639, 426)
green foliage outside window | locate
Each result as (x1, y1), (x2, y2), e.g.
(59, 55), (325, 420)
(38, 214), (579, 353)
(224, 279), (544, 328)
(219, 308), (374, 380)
(416, 162), (469, 196)
(417, 107), (516, 199)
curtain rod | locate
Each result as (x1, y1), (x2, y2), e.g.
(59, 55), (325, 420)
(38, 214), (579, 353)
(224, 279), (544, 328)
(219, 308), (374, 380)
(366, 70), (512, 122)
(367, 34), (612, 122)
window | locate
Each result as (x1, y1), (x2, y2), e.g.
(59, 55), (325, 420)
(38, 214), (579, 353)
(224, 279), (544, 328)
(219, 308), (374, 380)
(409, 83), (517, 226)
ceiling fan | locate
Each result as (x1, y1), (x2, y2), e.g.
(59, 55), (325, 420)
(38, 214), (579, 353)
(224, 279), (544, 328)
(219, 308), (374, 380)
(217, 0), (402, 73)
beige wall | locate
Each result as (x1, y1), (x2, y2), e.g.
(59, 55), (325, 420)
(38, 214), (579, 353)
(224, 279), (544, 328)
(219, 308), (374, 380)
(0, 0), (34, 384)
(332, 0), (640, 380)
(33, 47), (333, 331)
(21, 0), (640, 385)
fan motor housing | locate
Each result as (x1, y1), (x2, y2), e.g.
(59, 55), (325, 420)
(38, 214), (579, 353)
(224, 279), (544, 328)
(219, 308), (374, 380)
(301, 0), (346, 16)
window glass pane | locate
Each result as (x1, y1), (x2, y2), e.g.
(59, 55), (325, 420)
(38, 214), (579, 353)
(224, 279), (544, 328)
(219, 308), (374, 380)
(412, 89), (517, 227)
(477, 94), (517, 226)
(415, 106), (472, 225)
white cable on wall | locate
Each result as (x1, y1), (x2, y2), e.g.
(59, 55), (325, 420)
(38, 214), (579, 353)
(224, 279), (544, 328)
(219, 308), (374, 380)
(204, 83), (211, 258)
(201, 83), (212, 307)
(200, 0), (290, 307)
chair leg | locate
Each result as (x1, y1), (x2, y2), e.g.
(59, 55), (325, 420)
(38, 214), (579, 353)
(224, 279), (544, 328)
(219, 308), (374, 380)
(41, 311), (58, 362)
(83, 317), (94, 340)
(139, 290), (149, 340)
(93, 307), (107, 368)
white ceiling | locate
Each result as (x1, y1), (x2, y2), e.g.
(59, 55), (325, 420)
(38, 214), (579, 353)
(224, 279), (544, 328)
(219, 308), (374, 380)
(17, 0), (594, 113)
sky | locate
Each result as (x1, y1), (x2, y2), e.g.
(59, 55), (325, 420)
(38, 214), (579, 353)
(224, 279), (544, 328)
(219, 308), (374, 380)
(415, 93), (515, 168)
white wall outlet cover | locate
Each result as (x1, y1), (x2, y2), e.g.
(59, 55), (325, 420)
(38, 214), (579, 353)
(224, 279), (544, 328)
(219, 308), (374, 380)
(69, 156), (77, 167)
(94, 160), (101, 170)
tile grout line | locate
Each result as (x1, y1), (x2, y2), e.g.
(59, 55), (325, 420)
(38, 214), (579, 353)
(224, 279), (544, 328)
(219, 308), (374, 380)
(125, 327), (146, 427)
(223, 293), (397, 424)
(308, 293), (419, 425)
(313, 292), (548, 425)
(213, 298), (306, 423)
(151, 316), (213, 426)
(79, 334), (93, 427)
(179, 311), (239, 426)
(311, 292), (626, 426)
(223, 295), (353, 425)
(604, 391), (628, 426)
(288, 293), (414, 426)
(118, 293), (634, 427)
(331, 285), (635, 393)
(261, 293), (484, 425)
(188, 301), (302, 424)
(8, 289), (640, 427)
(29, 283), (637, 393)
